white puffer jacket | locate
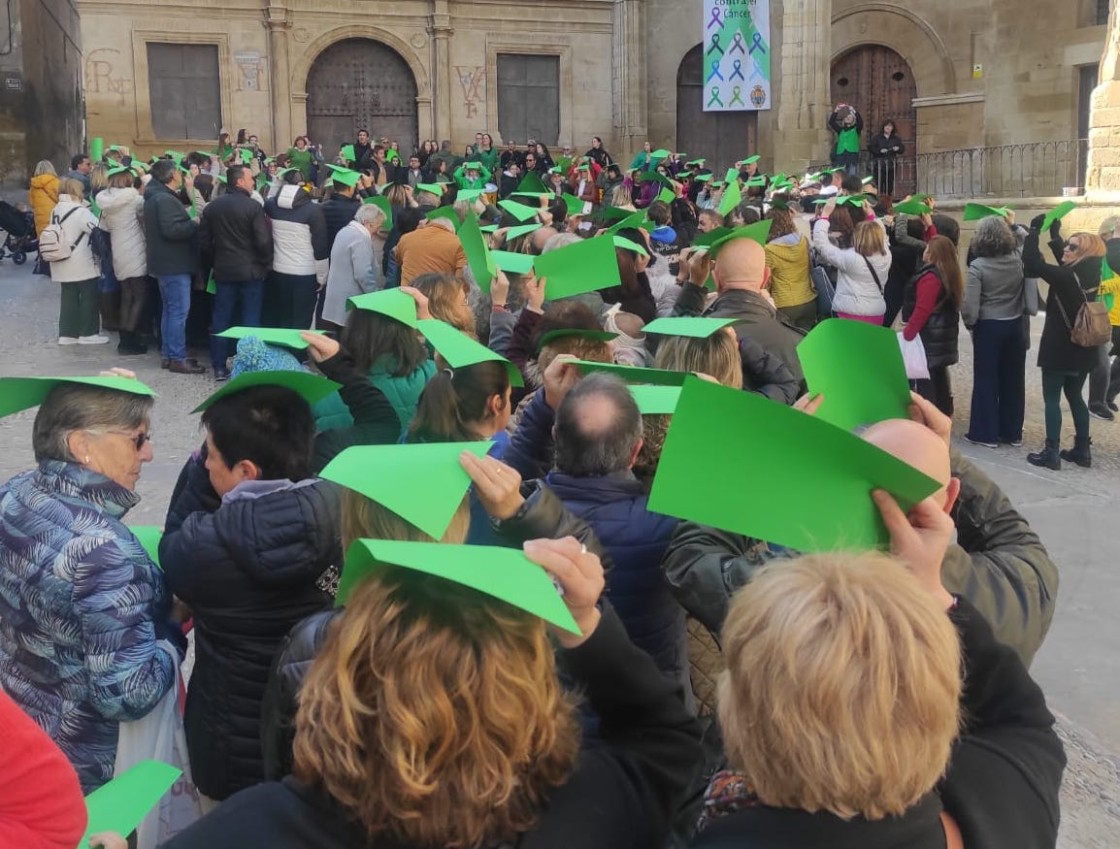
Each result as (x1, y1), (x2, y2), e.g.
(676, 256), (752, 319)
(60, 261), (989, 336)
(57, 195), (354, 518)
(811, 217), (892, 317)
(46, 196), (99, 283)
(96, 187), (147, 279)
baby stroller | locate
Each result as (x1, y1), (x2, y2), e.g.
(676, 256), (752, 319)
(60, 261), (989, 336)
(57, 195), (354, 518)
(0, 200), (36, 265)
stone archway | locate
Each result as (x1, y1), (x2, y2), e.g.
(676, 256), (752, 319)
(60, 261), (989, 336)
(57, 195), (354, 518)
(305, 38), (419, 157)
(675, 45), (758, 174)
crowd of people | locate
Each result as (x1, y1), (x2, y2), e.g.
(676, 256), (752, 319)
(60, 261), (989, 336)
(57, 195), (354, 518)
(2, 117), (1112, 848)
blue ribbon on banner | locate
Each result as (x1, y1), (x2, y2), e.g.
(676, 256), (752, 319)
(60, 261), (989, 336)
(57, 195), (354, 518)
(749, 32), (767, 55)
(707, 60), (725, 82)
(730, 59), (745, 81)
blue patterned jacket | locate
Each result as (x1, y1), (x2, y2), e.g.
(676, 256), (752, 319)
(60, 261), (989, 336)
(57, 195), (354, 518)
(0, 460), (175, 792)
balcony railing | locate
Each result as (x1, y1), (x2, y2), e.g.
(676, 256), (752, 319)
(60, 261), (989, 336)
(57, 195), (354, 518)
(839, 140), (1089, 200)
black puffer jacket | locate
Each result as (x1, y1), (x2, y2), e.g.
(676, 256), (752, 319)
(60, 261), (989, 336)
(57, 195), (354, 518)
(319, 192), (360, 250)
(143, 180), (198, 276)
(259, 481), (610, 780)
(199, 187), (273, 283)
(1024, 227), (1102, 373)
(160, 454), (342, 800)
(902, 263), (960, 368)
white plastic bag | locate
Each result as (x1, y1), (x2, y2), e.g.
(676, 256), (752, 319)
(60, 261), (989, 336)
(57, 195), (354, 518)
(114, 641), (202, 848)
(896, 331), (930, 381)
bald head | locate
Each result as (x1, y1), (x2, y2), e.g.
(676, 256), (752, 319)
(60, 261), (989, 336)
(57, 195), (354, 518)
(862, 419), (955, 508)
(554, 374), (643, 477)
(713, 238), (769, 292)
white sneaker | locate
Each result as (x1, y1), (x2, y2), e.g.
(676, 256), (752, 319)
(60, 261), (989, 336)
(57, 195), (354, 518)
(58, 336), (78, 345)
(77, 335), (110, 345)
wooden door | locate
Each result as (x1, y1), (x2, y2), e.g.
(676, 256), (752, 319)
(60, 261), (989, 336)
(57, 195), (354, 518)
(830, 45), (916, 155)
(676, 45), (757, 175)
(497, 54), (560, 146)
(306, 39), (418, 157)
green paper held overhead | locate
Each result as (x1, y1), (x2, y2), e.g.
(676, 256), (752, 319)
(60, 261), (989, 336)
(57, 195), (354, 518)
(416, 182), (445, 197)
(629, 384), (681, 415)
(418, 319), (524, 386)
(562, 193), (587, 217)
(963, 202), (1012, 222)
(458, 212), (496, 291)
(340, 144), (356, 162)
(192, 370), (341, 413)
(321, 442), (492, 539)
(78, 760), (181, 849)
(491, 249), (535, 275)
(568, 360), (688, 386)
(338, 539), (581, 635)
(516, 171), (550, 195)
(703, 220), (773, 257)
(613, 236), (648, 257)
(129, 525), (163, 568)
(719, 180), (742, 216)
(1041, 200), (1077, 233)
(657, 186), (676, 204)
(215, 326), (325, 350)
(90, 137), (104, 162)
(362, 195), (394, 231)
(643, 317), (736, 338)
(347, 288), (420, 327)
(648, 377), (941, 552)
(892, 200), (932, 216)
(605, 210), (652, 237)
(0, 375), (155, 419)
(534, 234), (623, 301)
(498, 198), (541, 223)
(503, 222), (543, 241)
(426, 206), (461, 229)
(797, 319), (912, 430)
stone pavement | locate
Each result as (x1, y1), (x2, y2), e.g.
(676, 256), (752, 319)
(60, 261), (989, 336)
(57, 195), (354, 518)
(0, 260), (1118, 844)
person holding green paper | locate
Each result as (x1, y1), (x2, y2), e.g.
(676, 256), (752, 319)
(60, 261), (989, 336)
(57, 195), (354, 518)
(812, 197), (891, 324)
(453, 159), (492, 191)
(629, 140), (654, 172)
(901, 235), (963, 416)
(393, 216), (467, 287)
(285, 136), (317, 183)
(263, 171), (330, 329)
(607, 228), (657, 323)
(160, 376), (344, 808)
(763, 204), (816, 332)
(0, 375), (179, 793)
(321, 205), (387, 330)
(1087, 218), (1120, 420)
(1023, 218), (1107, 470)
(828, 103), (863, 176)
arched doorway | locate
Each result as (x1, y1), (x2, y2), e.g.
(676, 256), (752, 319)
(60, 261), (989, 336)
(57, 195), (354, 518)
(676, 45), (757, 174)
(830, 45), (917, 194)
(306, 39), (418, 158)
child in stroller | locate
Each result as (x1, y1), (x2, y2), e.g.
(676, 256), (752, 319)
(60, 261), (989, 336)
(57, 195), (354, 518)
(0, 200), (37, 264)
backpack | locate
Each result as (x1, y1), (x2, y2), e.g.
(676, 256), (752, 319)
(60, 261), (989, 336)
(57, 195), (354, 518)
(1054, 272), (1111, 348)
(39, 207), (84, 262)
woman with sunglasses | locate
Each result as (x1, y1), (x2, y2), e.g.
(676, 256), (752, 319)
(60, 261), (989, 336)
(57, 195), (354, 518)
(1023, 217), (1108, 470)
(0, 372), (180, 793)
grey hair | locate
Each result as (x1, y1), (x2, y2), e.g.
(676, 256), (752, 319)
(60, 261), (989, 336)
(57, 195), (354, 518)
(32, 384), (153, 463)
(542, 232), (580, 253)
(150, 159), (178, 185)
(970, 216), (1016, 258)
(554, 373), (642, 477)
(33, 160), (57, 177)
(352, 204), (385, 227)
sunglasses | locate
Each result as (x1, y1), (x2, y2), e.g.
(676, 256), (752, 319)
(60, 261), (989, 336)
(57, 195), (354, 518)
(1063, 241), (1080, 252)
(113, 430), (153, 451)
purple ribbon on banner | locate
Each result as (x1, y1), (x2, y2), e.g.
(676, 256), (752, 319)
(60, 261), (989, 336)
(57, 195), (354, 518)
(707, 7), (724, 29)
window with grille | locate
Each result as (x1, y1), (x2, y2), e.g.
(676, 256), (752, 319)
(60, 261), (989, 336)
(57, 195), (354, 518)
(496, 54), (560, 146)
(147, 43), (222, 140)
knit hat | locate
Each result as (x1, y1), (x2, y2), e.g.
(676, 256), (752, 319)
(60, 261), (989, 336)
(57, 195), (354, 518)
(230, 336), (308, 379)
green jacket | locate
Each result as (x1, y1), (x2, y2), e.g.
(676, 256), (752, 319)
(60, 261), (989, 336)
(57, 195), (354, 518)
(315, 357), (436, 437)
(661, 451), (1058, 666)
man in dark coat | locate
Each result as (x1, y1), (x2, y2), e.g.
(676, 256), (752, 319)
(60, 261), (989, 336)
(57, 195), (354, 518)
(144, 159), (204, 373)
(160, 382), (341, 809)
(200, 164), (274, 380)
(504, 370), (690, 710)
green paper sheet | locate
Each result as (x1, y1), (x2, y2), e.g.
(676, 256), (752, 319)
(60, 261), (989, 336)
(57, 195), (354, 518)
(629, 384), (681, 415)
(648, 377), (941, 552)
(796, 319), (911, 430)
(426, 206), (461, 229)
(129, 525), (163, 568)
(1041, 200), (1077, 233)
(417, 319), (524, 386)
(459, 212), (496, 291)
(516, 171), (549, 195)
(706, 220), (774, 257)
(534, 234), (623, 301)
(491, 249), (535, 275)
(192, 370), (341, 413)
(613, 236), (648, 256)
(416, 182), (445, 196)
(963, 202), (1012, 222)
(650, 148), (671, 160)
(657, 187), (676, 204)
(569, 360), (688, 386)
(340, 144), (356, 162)
(498, 198), (541, 223)
(0, 375), (155, 419)
(605, 210), (652, 237)
(338, 539), (581, 634)
(892, 200), (932, 216)
(562, 193), (585, 217)
(78, 761), (181, 849)
(537, 329), (617, 351)
(503, 222), (543, 241)
(90, 137), (104, 162)
(457, 188), (485, 202)
(718, 180), (742, 216)
(362, 195), (394, 231)
(642, 317), (736, 338)
(347, 288), (420, 327)
(599, 206), (635, 223)
(724, 167), (740, 184)
(321, 442), (492, 539)
(215, 326), (324, 350)
(205, 271), (216, 295)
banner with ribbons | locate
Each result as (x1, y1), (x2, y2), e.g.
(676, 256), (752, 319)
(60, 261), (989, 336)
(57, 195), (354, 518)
(702, 0), (771, 113)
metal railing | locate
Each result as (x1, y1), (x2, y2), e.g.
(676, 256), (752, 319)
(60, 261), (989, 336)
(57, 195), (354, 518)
(844, 140), (1089, 200)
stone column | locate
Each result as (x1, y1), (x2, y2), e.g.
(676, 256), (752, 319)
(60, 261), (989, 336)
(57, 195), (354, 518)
(428, 0), (454, 143)
(773, 0), (833, 174)
(1086, 3), (1120, 201)
(612, 0), (647, 152)
(265, 3), (293, 152)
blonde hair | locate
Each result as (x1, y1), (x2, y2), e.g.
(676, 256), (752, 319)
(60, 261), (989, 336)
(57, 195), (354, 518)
(340, 488), (469, 551)
(1065, 232), (1107, 266)
(293, 565), (580, 848)
(852, 220), (887, 258)
(717, 552), (962, 820)
(413, 272), (477, 338)
(33, 160), (56, 177)
(608, 184), (633, 207)
(654, 329), (743, 389)
(58, 177), (85, 200)
(89, 163), (109, 193)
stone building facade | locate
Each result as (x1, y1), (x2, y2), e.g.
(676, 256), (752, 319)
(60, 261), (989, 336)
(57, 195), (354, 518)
(75, 0), (1113, 181)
